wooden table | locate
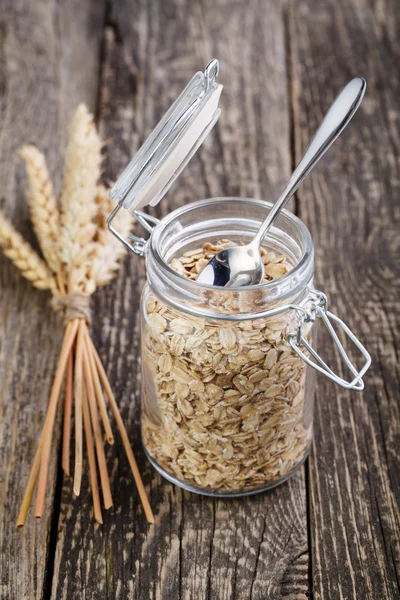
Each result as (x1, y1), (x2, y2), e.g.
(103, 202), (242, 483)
(1, 1), (399, 598)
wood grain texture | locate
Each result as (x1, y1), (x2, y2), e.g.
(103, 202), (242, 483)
(50, 1), (309, 599)
(289, 0), (400, 598)
(0, 1), (106, 598)
(1, 0), (399, 598)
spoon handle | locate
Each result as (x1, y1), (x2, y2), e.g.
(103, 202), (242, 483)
(251, 78), (366, 248)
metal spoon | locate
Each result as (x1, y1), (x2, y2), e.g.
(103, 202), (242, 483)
(197, 78), (366, 287)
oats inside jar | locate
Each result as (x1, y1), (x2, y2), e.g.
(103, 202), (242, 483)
(169, 239), (291, 282)
(141, 240), (313, 493)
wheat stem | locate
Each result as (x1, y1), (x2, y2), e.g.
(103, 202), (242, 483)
(73, 319), (85, 496)
(35, 319), (79, 518)
(82, 337), (113, 509)
(62, 352), (73, 475)
(16, 432), (45, 527)
(82, 383), (103, 524)
(86, 337), (114, 444)
(87, 334), (155, 524)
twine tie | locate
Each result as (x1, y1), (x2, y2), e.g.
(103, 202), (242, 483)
(51, 291), (92, 327)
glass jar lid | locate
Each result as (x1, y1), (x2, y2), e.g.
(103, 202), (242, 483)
(109, 59), (223, 213)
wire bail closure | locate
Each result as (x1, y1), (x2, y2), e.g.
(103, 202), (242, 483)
(106, 204), (159, 256)
(287, 289), (371, 390)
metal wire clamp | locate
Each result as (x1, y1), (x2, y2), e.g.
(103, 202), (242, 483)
(287, 289), (371, 390)
(106, 204), (159, 257)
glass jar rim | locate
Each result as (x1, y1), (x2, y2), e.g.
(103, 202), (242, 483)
(146, 197), (314, 319)
(150, 196), (312, 282)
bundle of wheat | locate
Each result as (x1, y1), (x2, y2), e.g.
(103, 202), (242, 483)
(0, 105), (154, 526)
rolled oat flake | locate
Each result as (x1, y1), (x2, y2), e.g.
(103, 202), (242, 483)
(106, 60), (371, 496)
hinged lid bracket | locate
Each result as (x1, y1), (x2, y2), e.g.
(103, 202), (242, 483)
(106, 204), (160, 257)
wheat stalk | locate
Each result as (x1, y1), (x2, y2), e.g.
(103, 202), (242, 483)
(59, 104), (103, 292)
(0, 211), (56, 292)
(19, 145), (60, 274)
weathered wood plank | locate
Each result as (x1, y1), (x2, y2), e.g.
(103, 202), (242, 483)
(289, 0), (400, 598)
(51, 1), (309, 599)
(0, 1), (106, 598)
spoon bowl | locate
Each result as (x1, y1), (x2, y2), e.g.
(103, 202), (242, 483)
(198, 244), (263, 287)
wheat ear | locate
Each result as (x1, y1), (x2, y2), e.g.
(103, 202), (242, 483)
(19, 145), (60, 274)
(0, 211), (56, 292)
(59, 104), (103, 292)
(88, 185), (133, 289)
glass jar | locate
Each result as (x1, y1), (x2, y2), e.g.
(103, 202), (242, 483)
(106, 61), (370, 497)
(140, 198), (319, 496)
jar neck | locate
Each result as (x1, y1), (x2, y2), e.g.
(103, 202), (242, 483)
(145, 197), (314, 321)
